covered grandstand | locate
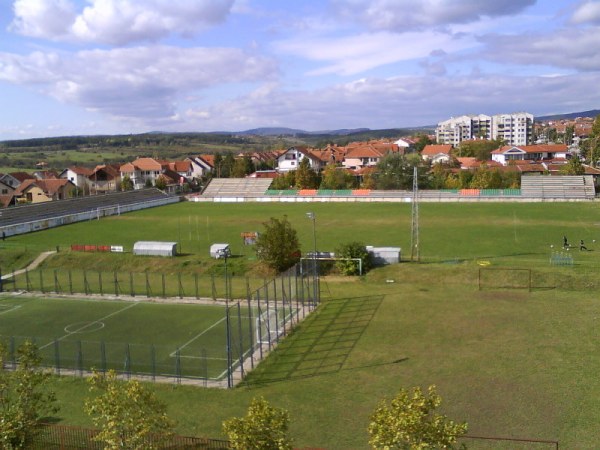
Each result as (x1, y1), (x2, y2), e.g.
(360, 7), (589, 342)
(0, 189), (179, 237)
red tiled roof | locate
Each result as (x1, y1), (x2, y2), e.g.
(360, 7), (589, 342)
(493, 144), (569, 154)
(9, 172), (36, 182)
(15, 178), (72, 196)
(422, 144), (452, 156)
(67, 167), (93, 176)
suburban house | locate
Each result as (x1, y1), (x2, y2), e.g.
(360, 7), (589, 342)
(0, 173), (24, 189)
(186, 155), (214, 179)
(277, 147), (322, 172)
(342, 141), (401, 170)
(14, 179), (76, 203)
(491, 144), (570, 165)
(421, 144), (453, 164)
(60, 166), (94, 190)
(89, 165), (121, 193)
(8, 172), (36, 186)
(119, 157), (189, 190)
(394, 137), (417, 152)
(0, 179), (15, 196)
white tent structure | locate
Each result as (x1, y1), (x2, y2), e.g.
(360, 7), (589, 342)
(133, 241), (178, 257)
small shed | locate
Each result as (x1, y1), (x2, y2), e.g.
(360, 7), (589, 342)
(367, 246), (401, 265)
(133, 241), (178, 257)
(210, 243), (231, 259)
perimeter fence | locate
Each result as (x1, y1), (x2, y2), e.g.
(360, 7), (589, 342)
(27, 423), (230, 450)
(0, 262), (320, 388)
(0, 266), (263, 300)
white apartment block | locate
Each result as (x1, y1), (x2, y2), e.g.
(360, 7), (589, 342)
(436, 112), (533, 146)
(436, 114), (492, 146)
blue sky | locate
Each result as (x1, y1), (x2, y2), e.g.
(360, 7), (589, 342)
(1, 0), (599, 140)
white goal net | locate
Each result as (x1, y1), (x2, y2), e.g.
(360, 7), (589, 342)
(256, 309), (280, 345)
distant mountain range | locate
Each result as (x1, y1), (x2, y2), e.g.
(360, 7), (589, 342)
(536, 109), (600, 121)
(234, 127), (372, 136)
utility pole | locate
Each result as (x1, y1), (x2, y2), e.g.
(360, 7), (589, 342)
(410, 166), (419, 262)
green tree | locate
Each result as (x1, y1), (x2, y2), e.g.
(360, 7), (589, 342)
(320, 163), (356, 189)
(85, 370), (174, 450)
(564, 125), (575, 145)
(0, 341), (59, 449)
(223, 397), (292, 450)
(255, 216), (301, 272)
(560, 155), (585, 175)
(368, 385), (467, 450)
(221, 153), (236, 178)
(294, 157), (319, 189)
(414, 134), (432, 153)
(270, 171), (296, 190)
(334, 241), (372, 275)
(214, 153), (224, 178)
(374, 153), (413, 189)
(154, 175), (168, 190)
(232, 155), (254, 178)
(120, 175), (134, 191)
(581, 115), (600, 166)
(456, 139), (502, 160)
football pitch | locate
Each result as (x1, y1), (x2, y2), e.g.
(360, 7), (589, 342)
(0, 295), (239, 380)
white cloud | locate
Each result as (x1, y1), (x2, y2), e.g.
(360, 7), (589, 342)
(10, 0), (235, 45)
(330, 0), (536, 31)
(0, 46), (277, 121)
(10, 0), (76, 38)
(479, 27), (600, 71)
(571, 0), (600, 24)
(177, 72), (600, 132)
(274, 30), (474, 76)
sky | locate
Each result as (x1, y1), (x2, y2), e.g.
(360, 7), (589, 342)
(1, 0), (600, 140)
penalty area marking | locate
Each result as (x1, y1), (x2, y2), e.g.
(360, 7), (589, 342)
(0, 304), (21, 315)
(169, 317), (226, 358)
(64, 321), (105, 333)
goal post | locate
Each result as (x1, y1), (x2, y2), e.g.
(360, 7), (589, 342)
(256, 309), (280, 345)
(478, 268), (532, 292)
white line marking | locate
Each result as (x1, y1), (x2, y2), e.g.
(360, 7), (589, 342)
(169, 317), (226, 357)
(0, 305), (21, 315)
(39, 302), (139, 350)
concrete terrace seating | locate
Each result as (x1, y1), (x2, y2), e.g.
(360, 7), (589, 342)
(521, 175), (595, 199)
(201, 178), (273, 197)
(0, 189), (173, 228)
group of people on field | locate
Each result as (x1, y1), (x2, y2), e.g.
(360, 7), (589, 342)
(563, 235), (588, 251)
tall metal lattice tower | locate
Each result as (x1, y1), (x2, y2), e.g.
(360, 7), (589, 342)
(410, 166), (420, 261)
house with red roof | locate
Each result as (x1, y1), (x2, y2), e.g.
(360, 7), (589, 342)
(491, 144), (570, 165)
(277, 147), (323, 172)
(14, 179), (76, 204)
(342, 141), (401, 170)
(186, 155), (215, 180)
(120, 157), (191, 189)
(421, 144), (453, 164)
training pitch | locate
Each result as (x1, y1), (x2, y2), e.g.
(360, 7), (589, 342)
(0, 295), (239, 381)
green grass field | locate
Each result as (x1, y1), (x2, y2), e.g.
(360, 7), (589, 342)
(0, 296), (236, 380)
(3, 201), (600, 448)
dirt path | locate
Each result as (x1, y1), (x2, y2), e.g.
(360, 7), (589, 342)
(1, 251), (56, 280)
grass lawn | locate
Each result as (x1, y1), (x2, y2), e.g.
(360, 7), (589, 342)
(3, 201), (600, 448)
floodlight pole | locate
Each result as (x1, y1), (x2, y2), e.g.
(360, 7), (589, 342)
(306, 212), (318, 305)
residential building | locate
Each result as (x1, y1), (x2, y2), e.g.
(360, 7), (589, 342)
(491, 144), (570, 165)
(421, 144), (453, 164)
(491, 112), (534, 146)
(436, 115), (492, 146)
(60, 167), (94, 190)
(276, 147), (322, 172)
(186, 155), (214, 179)
(437, 112), (533, 146)
(341, 141), (402, 170)
(14, 179), (76, 203)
